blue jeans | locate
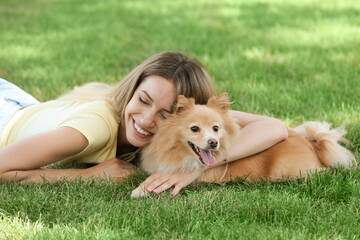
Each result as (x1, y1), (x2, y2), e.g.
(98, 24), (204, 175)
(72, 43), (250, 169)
(0, 78), (40, 135)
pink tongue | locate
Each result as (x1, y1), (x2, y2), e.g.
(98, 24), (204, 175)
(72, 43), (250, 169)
(199, 149), (215, 167)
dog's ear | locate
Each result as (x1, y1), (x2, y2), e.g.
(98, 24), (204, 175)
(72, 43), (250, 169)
(207, 92), (230, 113)
(175, 95), (195, 114)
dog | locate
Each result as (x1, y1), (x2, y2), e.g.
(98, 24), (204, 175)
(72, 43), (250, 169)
(131, 93), (356, 197)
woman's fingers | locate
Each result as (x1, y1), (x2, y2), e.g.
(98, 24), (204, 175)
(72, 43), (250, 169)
(136, 169), (204, 197)
(139, 172), (171, 192)
(140, 172), (161, 187)
(139, 170), (203, 196)
(88, 158), (137, 179)
(144, 173), (172, 192)
(152, 178), (176, 194)
(171, 184), (183, 196)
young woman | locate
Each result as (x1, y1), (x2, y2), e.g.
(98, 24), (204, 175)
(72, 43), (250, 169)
(0, 51), (288, 196)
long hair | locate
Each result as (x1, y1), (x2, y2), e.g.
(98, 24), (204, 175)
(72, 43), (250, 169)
(59, 51), (216, 124)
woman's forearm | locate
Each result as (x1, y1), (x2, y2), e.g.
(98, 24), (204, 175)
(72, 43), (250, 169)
(0, 168), (89, 183)
(219, 118), (288, 163)
(0, 158), (137, 183)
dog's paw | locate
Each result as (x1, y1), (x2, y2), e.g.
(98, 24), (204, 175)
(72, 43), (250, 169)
(131, 185), (149, 198)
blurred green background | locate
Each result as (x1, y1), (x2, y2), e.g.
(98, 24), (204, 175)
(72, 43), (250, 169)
(1, 0), (358, 120)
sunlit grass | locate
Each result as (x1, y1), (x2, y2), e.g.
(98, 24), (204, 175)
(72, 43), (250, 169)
(1, 0), (359, 239)
(0, 212), (44, 239)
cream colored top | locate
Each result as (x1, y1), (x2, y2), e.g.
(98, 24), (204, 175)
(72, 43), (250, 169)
(0, 100), (119, 164)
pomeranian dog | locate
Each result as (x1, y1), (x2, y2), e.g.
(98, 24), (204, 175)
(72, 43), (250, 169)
(131, 93), (356, 197)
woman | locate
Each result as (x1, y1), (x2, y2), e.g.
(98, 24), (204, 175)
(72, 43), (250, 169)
(0, 51), (288, 196)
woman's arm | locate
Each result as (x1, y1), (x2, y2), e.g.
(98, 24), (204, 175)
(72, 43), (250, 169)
(1, 158), (138, 183)
(141, 111), (288, 195)
(0, 127), (136, 183)
(0, 127), (89, 182)
(219, 110), (288, 163)
(0, 127), (137, 183)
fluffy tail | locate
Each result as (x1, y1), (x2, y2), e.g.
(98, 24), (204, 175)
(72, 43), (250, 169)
(293, 121), (356, 168)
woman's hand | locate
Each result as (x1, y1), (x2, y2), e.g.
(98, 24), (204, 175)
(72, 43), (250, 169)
(85, 158), (138, 181)
(136, 169), (203, 197)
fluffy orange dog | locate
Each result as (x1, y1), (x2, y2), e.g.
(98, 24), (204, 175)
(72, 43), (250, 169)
(132, 93), (355, 197)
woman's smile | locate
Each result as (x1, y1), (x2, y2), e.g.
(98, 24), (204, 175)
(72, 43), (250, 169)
(132, 118), (153, 139)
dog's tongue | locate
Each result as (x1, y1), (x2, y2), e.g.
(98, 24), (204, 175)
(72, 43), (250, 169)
(199, 149), (215, 167)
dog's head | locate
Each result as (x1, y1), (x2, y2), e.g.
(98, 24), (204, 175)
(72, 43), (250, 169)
(171, 92), (239, 168)
(140, 93), (240, 173)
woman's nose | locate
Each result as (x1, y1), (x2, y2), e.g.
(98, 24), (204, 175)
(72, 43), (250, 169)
(140, 110), (156, 130)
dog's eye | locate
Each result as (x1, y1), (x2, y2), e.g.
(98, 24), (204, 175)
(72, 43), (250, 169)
(190, 126), (200, 132)
(213, 126), (219, 132)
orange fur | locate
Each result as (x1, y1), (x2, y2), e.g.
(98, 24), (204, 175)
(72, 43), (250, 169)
(140, 93), (356, 184)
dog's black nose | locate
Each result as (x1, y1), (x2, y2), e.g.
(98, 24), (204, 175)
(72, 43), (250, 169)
(208, 138), (218, 148)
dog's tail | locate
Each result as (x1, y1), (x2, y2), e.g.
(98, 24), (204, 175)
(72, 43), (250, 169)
(293, 121), (356, 168)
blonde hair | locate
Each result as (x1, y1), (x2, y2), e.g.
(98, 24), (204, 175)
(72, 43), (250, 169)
(59, 51), (216, 123)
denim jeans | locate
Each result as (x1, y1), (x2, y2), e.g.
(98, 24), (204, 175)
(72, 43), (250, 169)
(0, 78), (40, 135)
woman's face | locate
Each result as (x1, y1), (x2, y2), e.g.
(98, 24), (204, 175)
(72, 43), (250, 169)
(123, 75), (177, 147)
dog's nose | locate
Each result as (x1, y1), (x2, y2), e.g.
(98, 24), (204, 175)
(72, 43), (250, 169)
(208, 138), (218, 149)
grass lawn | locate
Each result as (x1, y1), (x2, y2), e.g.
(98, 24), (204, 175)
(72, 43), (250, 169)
(1, 0), (359, 239)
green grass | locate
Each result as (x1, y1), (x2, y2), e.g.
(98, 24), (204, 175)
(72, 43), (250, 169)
(1, 0), (359, 239)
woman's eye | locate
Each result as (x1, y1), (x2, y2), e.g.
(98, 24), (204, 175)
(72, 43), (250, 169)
(213, 126), (219, 132)
(161, 113), (167, 120)
(139, 97), (148, 105)
(190, 126), (200, 132)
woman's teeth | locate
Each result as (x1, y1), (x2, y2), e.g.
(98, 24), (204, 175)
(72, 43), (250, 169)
(134, 122), (151, 136)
